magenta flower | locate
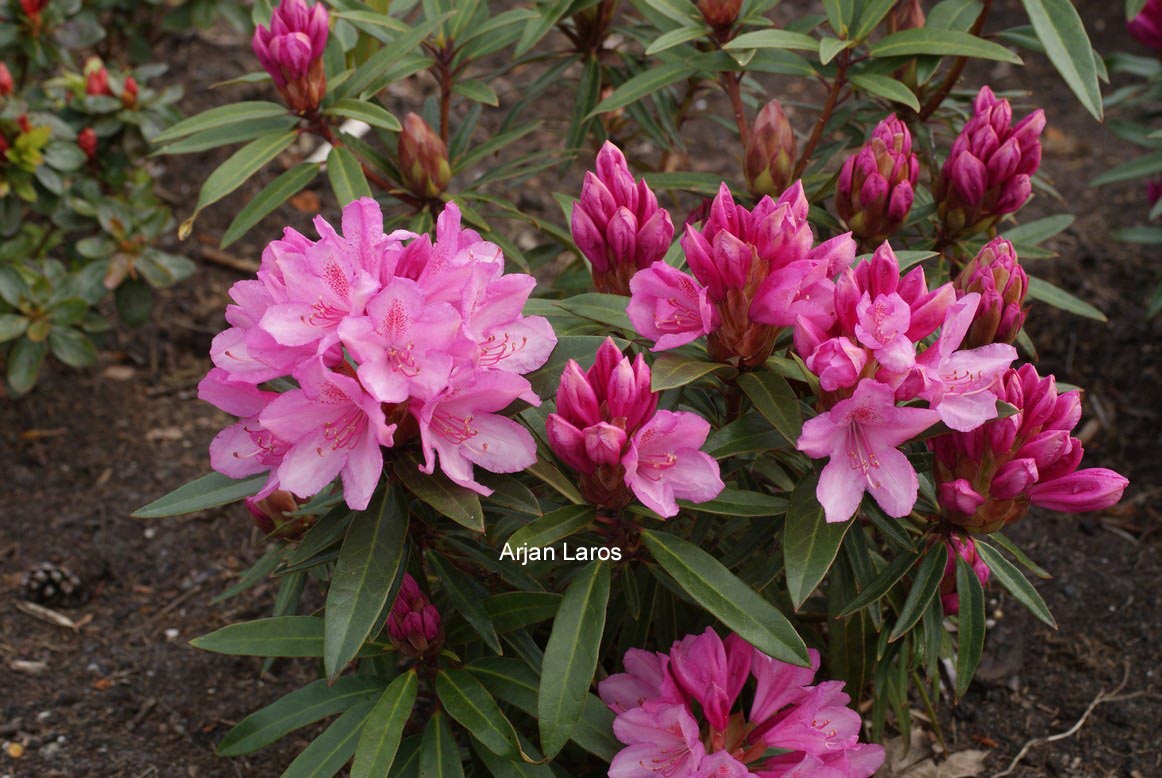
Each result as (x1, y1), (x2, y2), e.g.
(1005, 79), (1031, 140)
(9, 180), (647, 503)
(258, 358), (396, 511)
(835, 114), (919, 247)
(939, 535), (991, 615)
(602, 630), (884, 777)
(626, 262), (720, 351)
(546, 338), (723, 517)
(798, 379), (940, 523)
(931, 364), (1129, 532)
(934, 86), (1045, 237)
(457, 274), (558, 374)
(386, 573), (443, 657)
(572, 142), (675, 296)
(806, 337), (867, 393)
(1129, 0), (1162, 50)
(199, 367), (283, 481)
(953, 237), (1029, 348)
(252, 0), (329, 112)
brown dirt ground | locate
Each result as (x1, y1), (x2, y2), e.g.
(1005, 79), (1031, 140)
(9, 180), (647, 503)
(1, 1), (1159, 776)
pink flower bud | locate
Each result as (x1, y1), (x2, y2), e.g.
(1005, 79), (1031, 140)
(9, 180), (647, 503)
(935, 87), (1045, 238)
(697, 0), (742, 30)
(0, 63), (13, 97)
(245, 491), (316, 540)
(835, 115), (918, 246)
(894, 0), (925, 30)
(744, 100), (797, 198)
(77, 127), (98, 160)
(20, 0), (48, 21)
(398, 113), (451, 198)
(991, 457), (1038, 500)
(938, 479), (985, 521)
(253, 0), (329, 113)
(805, 336), (866, 392)
(573, 142), (674, 295)
(954, 237), (1028, 347)
(387, 573), (443, 657)
(1028, 469), (1129, 512)
(85, 64), (111, 97)
(121, 76), (138, 108)
(1129, 0), (1162, 50)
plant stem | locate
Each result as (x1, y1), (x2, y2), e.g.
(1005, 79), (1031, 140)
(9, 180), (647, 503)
(918, 0), (994, 120)
(721, 72), (750, 147)
(312, 117), (426, 209)
(792, 54), (849, 180)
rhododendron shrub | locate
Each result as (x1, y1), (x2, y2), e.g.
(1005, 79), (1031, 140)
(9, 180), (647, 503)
(138, 0), (1129, 774)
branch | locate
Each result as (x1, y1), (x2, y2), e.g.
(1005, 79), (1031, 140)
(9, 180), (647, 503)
(918, 0), (994, 120)
(792, 55), (849, 181)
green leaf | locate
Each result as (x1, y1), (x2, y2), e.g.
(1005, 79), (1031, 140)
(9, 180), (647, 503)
(1002, 214), (1074, 245)
(326, 98), (403, 132)
(180, 131), (297, 239)
(783, 475), (851, 610)
(394, 452), (483, 531)
(328, 146), (373, 205)
(538, 560), (611, 760)
(133, 472), (266, 518)
(722, 29), (820, 53)
(679, 488), (788, 517)
(48, 327), (97, 368)
(156, 116), (300, 155)
(870, 29), (1022, 63)
(848, 73), (921, 112)
(526, 457), (585, 505)
(191, 616), (327, 657)
(705, 412), (789, 459)
(642, 530), (808, 665)
(452, 79), (500, 106)
(819, 36), (853, 65)
(553, 293), (635, 332)
(651, 353), (736, 391)
(282, 696), (378, 778)
(427, 550), (502, 653)
(737, 371), (802, 442)
(515, 0), (575, 56)
(822, 0), (855, 36)
(6, 338), (46, 396)
(1020, 0), (1102, 120)
(506, 505), (595, 552)
(0, 314), (27, 342)
(341, 15), (449, 99)
(954, 553), (986, 699)
(419, 712), (464, 778)
(446, 592), (562, 644)
(154, 101), (288, 144)
(837, 548), (922, 616)
(1026, 276), (1106, 321)
(990, 531), (1052, 578)
(645, 25), (707, 55)
(325, 487), (409, 680)
(974, 541), (1056, 628)
(851, 0), (898, 40)
(222, 162), (321, 248)
(589, 61), (697, 117)
(437, 670), (519, 758)
(1091, 150), (1162, 185)
(352, 671), (420, 778)
(888, 542), (947, 641)
(218, 676), (382, 756)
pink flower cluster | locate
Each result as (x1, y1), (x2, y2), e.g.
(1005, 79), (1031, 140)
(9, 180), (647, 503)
(386, 573), (443, 657)
(628, 180), (856, 367)
(835, 114), (919, 246)
(547, 338), (724, 518)
(598, 628), (884, 777)
(796, 244), (1018, 523)
(931, 363), (1129, 533)
(199, 199), (557, 511)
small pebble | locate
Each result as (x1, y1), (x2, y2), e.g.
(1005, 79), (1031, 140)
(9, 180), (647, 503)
(164, 628), (180, 641)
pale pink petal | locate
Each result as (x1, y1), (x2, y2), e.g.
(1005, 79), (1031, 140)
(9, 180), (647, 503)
(865, 444), (919, 517)
(816, 454), (867, 523)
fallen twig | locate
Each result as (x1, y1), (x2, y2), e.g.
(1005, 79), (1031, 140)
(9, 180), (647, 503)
(14, 600), (78, 631)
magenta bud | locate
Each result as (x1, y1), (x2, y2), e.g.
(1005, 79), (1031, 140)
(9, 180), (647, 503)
(245, 491), (316, 540)
(938, 479), (985, 521)
(399, 113), (451, 198)
(1129, 0), (1162, 50)
(584, 422), (628, 467)
(253, 0), (329, 113)
(954, 237), (1028, 347)
(745, 100), (797, 198)
(557, 360), (602, 427)
(835, 115), (918, 245)
(991, 457), (1039, 500)
(805, 336), (866, 392)
(940, 535), (990, 615)
(387, 573), (443, 657)
(1028, 469), (1129, 512)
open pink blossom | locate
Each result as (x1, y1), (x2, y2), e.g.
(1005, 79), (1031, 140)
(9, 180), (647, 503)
(623, 410), (725, 518)
(797, 379), (940, 523)
(668, 628), (753, 731)
(627, 262), (720, 351)
(609, 702), (707, 778)
(599, 649), (684, 714)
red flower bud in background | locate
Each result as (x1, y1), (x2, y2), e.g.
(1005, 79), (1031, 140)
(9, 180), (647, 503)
(953, 236), (1028, 348)
(17, 114), (31, 134)
(697, 0), (742, 32)
(571, 141), (674, 296)
(245, 491), (317, 540)
(934, 86), (1045, 239)
(398, 113), (451, 198)
(939, 535), (990, 615)
(744, 100), (797, 198)
(386, 573), (443, 658)
(77, 128), (98, 160)
(121, 76), (138, 108)
(1129, 0), (1162, 51)
(20, 0), (49, 19)
(252, 0), (329, 113)
(835, 114), (918, 248)
(894, 0), (926, 30)
(84, 57), (112, 97)
(931, 364), (1128, 533)
(0, 63), (13, 98)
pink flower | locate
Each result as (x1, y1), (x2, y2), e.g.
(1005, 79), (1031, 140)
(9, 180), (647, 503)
(599, 648), (685, 714)
(252, 0), (329, 112)
(668, 628), (753, 731)
(259, 358), (396, 511)
(623, 411), (725, 518)
(805, 337), (867, 393)
(953, 237), (1028, 348)
(573, 142), (675, 295)
(797, 379), (940, 523)
(749, 649), (819, 725)
(610, 703), (707, 778)
(386, 573), (443, 656)
(934, 86), (1045, 237)
(415, 370), (540, 495)
(696, 752), (759, 777)
(627, 262), (720, 351)
(904, 293), (1017, 432)
(931, 364), (1129, 532)
(835, 115), (919, 246)
(547, 338), (722, 517)
(457, 273), (557, 374)
(1129, 0), (1162, 50)
(199, 368), (284, 481)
